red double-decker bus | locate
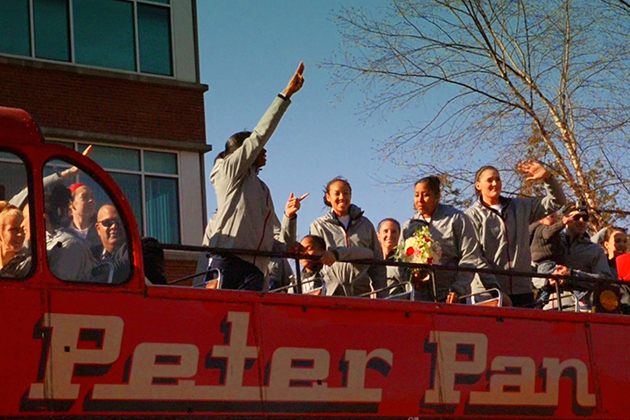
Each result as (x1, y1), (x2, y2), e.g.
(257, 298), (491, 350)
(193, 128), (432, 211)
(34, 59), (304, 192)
(1, 106), (629, 419)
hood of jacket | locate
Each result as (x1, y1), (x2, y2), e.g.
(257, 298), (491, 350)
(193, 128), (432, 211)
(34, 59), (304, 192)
(321, 203), (364, 226)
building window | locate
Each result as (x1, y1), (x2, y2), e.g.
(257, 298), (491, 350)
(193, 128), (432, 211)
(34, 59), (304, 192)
(50, 142), (180, 244)
(34, 0), (70, 61)
(0, 0), (172, 76)
(0, 0), (31, 57)
(138, 3), (172, 75)
(74, 0), (136, 71)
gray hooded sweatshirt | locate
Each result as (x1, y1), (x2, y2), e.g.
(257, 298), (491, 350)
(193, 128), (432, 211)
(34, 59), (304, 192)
(202, 96), (296, 275)
(465, 176), (565, 296)
(310, 204), (386, 296)
(401, 204), (498, 301)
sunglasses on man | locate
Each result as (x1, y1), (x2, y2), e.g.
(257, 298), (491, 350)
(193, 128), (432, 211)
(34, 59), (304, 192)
(570, 213), (589, 222)
(98, 218), (121, 228)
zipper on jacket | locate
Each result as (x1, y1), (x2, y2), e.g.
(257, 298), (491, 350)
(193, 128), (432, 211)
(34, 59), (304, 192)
(330, 213), (351, 247)
(481, 200), (514, 294)
(341, 222), (350, 247)
(253, 187), (272, 266)
(499, 216), (514, 294)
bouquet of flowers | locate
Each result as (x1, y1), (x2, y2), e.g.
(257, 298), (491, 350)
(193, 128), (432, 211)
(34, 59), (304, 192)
(395, 225), (441, 284)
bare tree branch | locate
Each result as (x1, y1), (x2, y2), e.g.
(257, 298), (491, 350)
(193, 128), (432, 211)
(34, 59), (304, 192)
(328, 0), (630, 228)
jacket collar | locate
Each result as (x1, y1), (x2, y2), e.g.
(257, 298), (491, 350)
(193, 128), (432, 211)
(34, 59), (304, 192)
(325, 204), (364, 225)
(563, 230), (592, 247)
(410, 203), (445, 223)
(476, 195), (512, 217)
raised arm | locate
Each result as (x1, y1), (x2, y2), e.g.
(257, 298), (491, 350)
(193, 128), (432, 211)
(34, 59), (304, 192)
(273, 192), (309, 248)
(518, 160), (566, 220)
(218, 63), (306, 180)
(281, 62), (305, 99)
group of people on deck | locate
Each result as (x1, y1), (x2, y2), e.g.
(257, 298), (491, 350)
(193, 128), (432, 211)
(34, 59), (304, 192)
(202, 62), (625, 311)
(0, 163), (130, 284)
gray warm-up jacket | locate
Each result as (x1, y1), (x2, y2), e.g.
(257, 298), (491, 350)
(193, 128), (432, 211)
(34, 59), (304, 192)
(303, 245), (374, 297)
(563, 232), (612, 281)
(202, 96), (296, 275)
(401, 204), (497, 301)
(10, 172), (63, 208)
(309, 204), (386, 296)
(465, 176), (566, 296)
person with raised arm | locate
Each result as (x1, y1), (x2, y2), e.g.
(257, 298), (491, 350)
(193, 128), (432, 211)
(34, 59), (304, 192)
(202, 62), (306, 291)
(44, 183), (95, 283)
(401, 176), (498, 303)
(466, 161), (566, 308)
(10, 145), (93, 210)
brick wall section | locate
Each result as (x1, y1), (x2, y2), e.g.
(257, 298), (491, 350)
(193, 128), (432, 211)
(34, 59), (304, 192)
(0, 61), (207, 144)
(165, 258), (198, 286)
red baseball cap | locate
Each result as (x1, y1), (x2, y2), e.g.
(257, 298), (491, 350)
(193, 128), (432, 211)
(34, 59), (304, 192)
(69, 183), (85, 194)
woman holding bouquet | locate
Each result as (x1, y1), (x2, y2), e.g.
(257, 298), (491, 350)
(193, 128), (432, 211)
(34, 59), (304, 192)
(400, 176), (497, 303)
(309, 177), (386, 296)
(465, 161), (566, 308)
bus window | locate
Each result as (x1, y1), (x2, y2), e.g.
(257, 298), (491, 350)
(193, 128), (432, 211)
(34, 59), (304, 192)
(0, 151), (32, 280)
(44, 159), (131, 285)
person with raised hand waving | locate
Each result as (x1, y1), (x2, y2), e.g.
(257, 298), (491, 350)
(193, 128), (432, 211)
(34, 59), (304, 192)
(202, 62), (306, 291)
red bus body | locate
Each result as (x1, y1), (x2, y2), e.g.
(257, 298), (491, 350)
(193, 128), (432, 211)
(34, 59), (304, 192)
(1, 107), (629, 419)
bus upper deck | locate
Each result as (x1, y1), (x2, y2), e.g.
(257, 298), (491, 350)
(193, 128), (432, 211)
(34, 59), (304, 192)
(2, 105), (630, 419)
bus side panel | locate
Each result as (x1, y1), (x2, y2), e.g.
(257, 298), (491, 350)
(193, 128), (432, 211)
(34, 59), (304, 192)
(256, 301), (425, 416)
(0, 286), (49, 414)
(587, 321), (630, 412)
(4, 285), (630, 419)
(11, 288), (260, 417)
(258, 303), (604, 418)
(429, 313), (597, 418)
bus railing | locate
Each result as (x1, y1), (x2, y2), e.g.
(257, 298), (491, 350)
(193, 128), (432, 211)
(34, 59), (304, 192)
(161, 244), (625, 313)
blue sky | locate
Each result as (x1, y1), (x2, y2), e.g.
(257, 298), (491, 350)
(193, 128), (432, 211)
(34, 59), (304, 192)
(197, 1), (419, 238)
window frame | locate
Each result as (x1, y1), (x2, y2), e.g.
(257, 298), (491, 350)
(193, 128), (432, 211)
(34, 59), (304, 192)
(43, 155), (136, 285)
(49, 140), (182, 244)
